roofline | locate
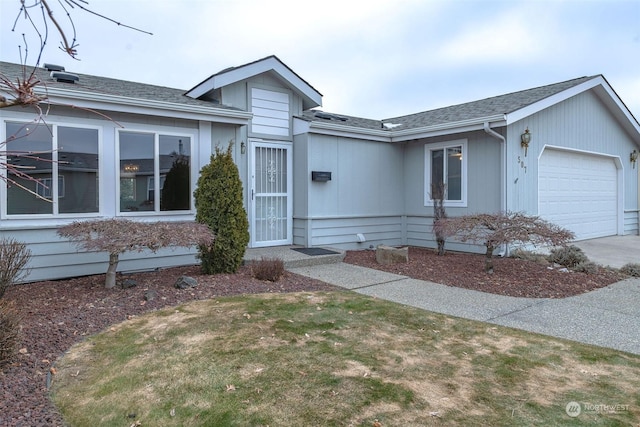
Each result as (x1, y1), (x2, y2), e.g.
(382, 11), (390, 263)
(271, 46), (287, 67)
(390, 115), (506, 142)
(36, 87), (253, 124)
(185, 56), (322, 109)
(505, 76), (601, 123)
(301, 114), (506, 142)
(506, 75), (640, 143)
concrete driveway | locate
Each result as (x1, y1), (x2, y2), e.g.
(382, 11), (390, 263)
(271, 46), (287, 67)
(573, 235), (640, 269)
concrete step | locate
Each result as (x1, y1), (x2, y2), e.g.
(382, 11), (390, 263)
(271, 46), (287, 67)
(243, 246), (346, 269)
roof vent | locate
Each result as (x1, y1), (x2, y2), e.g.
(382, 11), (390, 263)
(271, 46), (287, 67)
(44, 63), (65, 72)
(382, 122), (403, 130)
(51, 71), (79, 84)
(314, 111), (347, 121)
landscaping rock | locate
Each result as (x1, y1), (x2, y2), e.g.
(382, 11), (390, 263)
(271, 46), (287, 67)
(144, 290), (158, 301)
(119, 278), (137, 289)
(375, 245), (409, 265)
(175, 275), (198, 289)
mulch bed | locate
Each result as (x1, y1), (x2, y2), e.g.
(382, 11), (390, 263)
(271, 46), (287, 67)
(344, 246), (626, 299)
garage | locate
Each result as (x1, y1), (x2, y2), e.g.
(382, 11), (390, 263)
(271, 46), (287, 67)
(538, 149), (618, 240)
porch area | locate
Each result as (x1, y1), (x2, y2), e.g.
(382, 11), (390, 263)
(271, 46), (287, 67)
(243, 246), (346, 269)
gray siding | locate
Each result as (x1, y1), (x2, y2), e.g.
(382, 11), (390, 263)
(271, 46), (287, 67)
(507, 90), (639, 236)
(293, 134), (404, 248)
(403, 130), (503, 217)
(0, 228), (197, 283)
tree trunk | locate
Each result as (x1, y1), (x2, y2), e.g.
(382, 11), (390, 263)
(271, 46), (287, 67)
(437, 238), (446, 256)
(105, 253), (119, 289)
(484, 244), (494, 274)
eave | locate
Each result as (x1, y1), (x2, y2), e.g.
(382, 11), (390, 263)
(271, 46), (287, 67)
(186, 56), (322, 110)
(35, 87), (253, 125)
(301, 114), (507, 143)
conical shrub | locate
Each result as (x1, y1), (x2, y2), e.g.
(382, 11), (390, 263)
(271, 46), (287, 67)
(194, 144), (249, 274)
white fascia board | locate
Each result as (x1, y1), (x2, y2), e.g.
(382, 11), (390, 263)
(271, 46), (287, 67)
(305, 114), (506, 143)
(506, 77), (603, 125)
(308, 121), (391, 142)
(506, 76), (640, 144)
(389, 115), (506, 142)
(593, 81), (640, 141)
(40, 88), (252, 125)
(186, 57), (322, 108)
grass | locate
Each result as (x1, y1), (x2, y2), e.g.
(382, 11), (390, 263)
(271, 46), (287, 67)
(50, 291), (640, 426)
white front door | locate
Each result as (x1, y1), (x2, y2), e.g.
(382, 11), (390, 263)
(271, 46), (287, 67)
(249, 140), (293, 247)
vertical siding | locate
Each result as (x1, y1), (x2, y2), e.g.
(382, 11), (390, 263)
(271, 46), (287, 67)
(306, 135), (404, 216)
(403, 130), (503, 217)
(507, 90), (639, 235)
(293, 134), (405, 248)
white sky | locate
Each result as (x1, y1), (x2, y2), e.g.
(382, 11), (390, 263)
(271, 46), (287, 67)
(1, 0), (639, 121)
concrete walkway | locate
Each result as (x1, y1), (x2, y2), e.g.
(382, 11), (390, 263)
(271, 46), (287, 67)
(287, 262), (640, 356)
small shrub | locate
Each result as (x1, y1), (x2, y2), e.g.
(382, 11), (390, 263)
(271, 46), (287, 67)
(0, 238), (32, 299)
(620, 263), (640, 277)
(547, 245), (588, 268)
(510, 249), (549, 265)
(251, 257), (285, 282)
(572, 261), (599, 274)
(0, 300), (21, 370)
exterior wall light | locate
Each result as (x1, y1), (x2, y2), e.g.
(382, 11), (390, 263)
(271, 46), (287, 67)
(520, 128), (531, 157)
(631, 149), (638, 169)
(240, 141), (246, 154)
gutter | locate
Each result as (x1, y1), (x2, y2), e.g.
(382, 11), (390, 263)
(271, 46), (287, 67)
(34, 87), (253, 124)
(483, 121), (509, 256)
(307, 114), (507, 143)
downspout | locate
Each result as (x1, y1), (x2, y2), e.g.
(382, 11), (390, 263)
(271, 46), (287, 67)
(483, 122), (509, 256)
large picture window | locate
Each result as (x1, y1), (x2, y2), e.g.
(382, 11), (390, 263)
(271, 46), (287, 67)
(118, 131), (191, 213)
(5, 122), (99, 215)
(424, 139), (467, 207)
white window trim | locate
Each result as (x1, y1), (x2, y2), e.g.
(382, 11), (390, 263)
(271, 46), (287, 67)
(424, 139), (468, 207)
(1, 119), (102, 219)
(116, 128), (196, 216)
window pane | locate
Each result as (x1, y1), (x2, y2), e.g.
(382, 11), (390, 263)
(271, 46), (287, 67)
(446, 146), (462, 201)
(58, 127), (99, 213)
(6, 122), (53, 214)
(120, 132), (154, 212)
(430, 149), (444, 200)
(159, 135), (190, 211)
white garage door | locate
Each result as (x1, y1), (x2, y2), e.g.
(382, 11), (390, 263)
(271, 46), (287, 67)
(539, 149), (617, 240)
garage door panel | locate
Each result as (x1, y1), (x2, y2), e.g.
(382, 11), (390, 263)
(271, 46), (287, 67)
(539, 150), (617, 240)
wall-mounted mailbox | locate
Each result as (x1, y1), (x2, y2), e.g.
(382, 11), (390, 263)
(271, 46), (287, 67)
(312, 171), (332, 182)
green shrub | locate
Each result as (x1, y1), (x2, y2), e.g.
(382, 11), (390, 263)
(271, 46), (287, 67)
(510, 249), (549, 264)
(547, 245), (588, 268)
(572, 261), (599, 274)
(620, 263), (640, 277)
(0, 300), (21, 371)
(194, 144), (249, 274)
(0, 238), (31, 299)
(251, 257), (285, 282)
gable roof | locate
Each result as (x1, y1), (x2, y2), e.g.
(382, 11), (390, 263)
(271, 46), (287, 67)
(185, 55), (323, 110)
(301, 75), (640, 144)
(0, 61), (252, 124)
(388, 76), (597, 128)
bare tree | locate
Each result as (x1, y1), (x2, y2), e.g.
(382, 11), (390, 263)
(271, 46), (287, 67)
(434, 212), (574, 273)
(430, 182), (447, 256)
(1, 1), (151, 198)
(58, 219), (214, 289)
